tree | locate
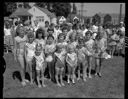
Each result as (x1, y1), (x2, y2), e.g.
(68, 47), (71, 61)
(4, 2), (17, 16)
(103, 14), (112, 25)
(92, 14), (101, 25)
(23, 2), (31, 9)
(72, 3), (77, 14)
(52, 3), (71, 18)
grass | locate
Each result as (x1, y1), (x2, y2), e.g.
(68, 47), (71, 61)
(3, 53), (124, 98)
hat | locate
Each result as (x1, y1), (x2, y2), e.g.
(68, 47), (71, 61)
(73, 16), (79, 21)
(35, 43), (42, 52)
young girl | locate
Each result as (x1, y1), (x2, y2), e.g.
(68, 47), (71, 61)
(76, 36), (88, 81)
(14, 26), (28, 86)
(54, 33), (67, 87)
(34, 28), (46, 50)
(66, 45), (77, 84)
(84, 31), (95, 78)
(94, 30), (111, 77)
(54, 45), (66, 87)
(45, 35), (56, 81)
(33, 43), (46, 88)
(24, 32), (36, 85)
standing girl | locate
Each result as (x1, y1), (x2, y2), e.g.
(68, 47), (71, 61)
(94, 30), (110, 77)
(54, 33), (67, 87)
(84, 31), (95, 78)
(24, 32), (36, 85)
(45, 35), (56, 81)
(34, 43), (46, 88)
(14, 26), (27, 86)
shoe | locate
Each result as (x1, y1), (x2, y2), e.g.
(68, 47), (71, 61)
(95, 73), (98, 76)
(57, 83), (61, 87)
(24, 79), (29, 83)
(38, 85), (42, 88)
(77, 78), (80, 80)
(72, 80), (75, 84)
(42, 84), (46, 87)
(21, 81), (26, 86)
(61, 83), (65, 86)
(88, 75), (92, 78)
(67, 80), (70, 84)
(98, 73), (102, 77)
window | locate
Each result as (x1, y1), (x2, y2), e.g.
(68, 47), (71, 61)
(36, 16), (44, 22)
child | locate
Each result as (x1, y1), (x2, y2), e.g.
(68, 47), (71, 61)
(84, 31), (95, 78)
(45, 35), (56, 81)
(24, 32), (36, 85)
(94, 31), (111, 77)
(34, 43), (46, 88)
(54, 45), (66, 87)
(35, 28), (46, 49)
(14, 26), (28, 86)
(66, 45), (77, 84)
(76, 36), (88, 81)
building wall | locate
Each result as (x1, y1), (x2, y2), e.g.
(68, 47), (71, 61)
(28, 6), (50, 27)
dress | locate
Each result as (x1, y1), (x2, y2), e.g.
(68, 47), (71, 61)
(85, 39), (95, 56)
(14, 35), (27, 58)
(25, 42), (36, 62)
(45, 43), (56, 62)
(34, 52), (45, 71)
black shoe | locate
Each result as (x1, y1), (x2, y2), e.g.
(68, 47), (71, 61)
(97, 73), (102, 77)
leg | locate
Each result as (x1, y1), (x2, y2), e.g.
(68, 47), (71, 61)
(41, 67), (46, 87)
(28, 61), (33, 84)
(77, 63), (81, 80)
(95, 58), (100, 76)
(36, 70), (41, 88)
(60, 67), (65, 86)
(82, 62), (87, 81)
(67, 64), (71, 83)
(98, 58), (103, 77)
(18, 55), (26, 86)
(88, 56), (92, 78)
(71, 67), (75, 83)
(55, 67), (61, 87)
(47, 62), (52, 81)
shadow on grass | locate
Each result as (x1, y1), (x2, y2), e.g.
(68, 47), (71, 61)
(12, 71), (31, 82)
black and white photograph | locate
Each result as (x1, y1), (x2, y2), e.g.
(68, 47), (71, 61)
(3, 2), (125, 98)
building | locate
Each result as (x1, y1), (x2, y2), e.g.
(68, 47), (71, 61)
(97, 13), (125, 25)
(28, 5), (57, 27)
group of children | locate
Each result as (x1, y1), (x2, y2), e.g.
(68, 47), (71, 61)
(12, 21), (113, 88)
(4, 18), (125, 88)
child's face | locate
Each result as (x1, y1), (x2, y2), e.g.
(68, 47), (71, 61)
(63, 29), (68, 34)
(86, 33), (91, 40)
(55, 26), (59, 30)
(59, 35), (65, 42)
(38, 33), (42, 39)
(19, 29), (24, 38)
(47, 37), (54, 44)
(28, 37), (34, 43)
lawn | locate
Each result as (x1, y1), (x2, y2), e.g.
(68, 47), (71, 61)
(3, 53), (124, 98)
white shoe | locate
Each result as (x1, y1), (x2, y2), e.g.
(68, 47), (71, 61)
(88, 75), (92, 78)
(21, 81), (26, 86)
(38, 85), (42, 88)
(61, 83), (65, 86)
(24, 79), (29, 83)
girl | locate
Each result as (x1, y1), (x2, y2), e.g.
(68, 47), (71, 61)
(33, 43), (46, 88)
(54, 45), (66, 87)
(108, 29), (119, 58)
(14, 26), (28, 86)
(35, 28), (46, 50)
(94, 30), (111, 77)
(24, 32), (36, 85)
(54, 33), (67, 87)
(76, 36), (88, 81)
(66, 45), (77, 84)
(84, 31), (95, 79)
(4, 22), (13, 54)
(45, 35), (56, 81)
